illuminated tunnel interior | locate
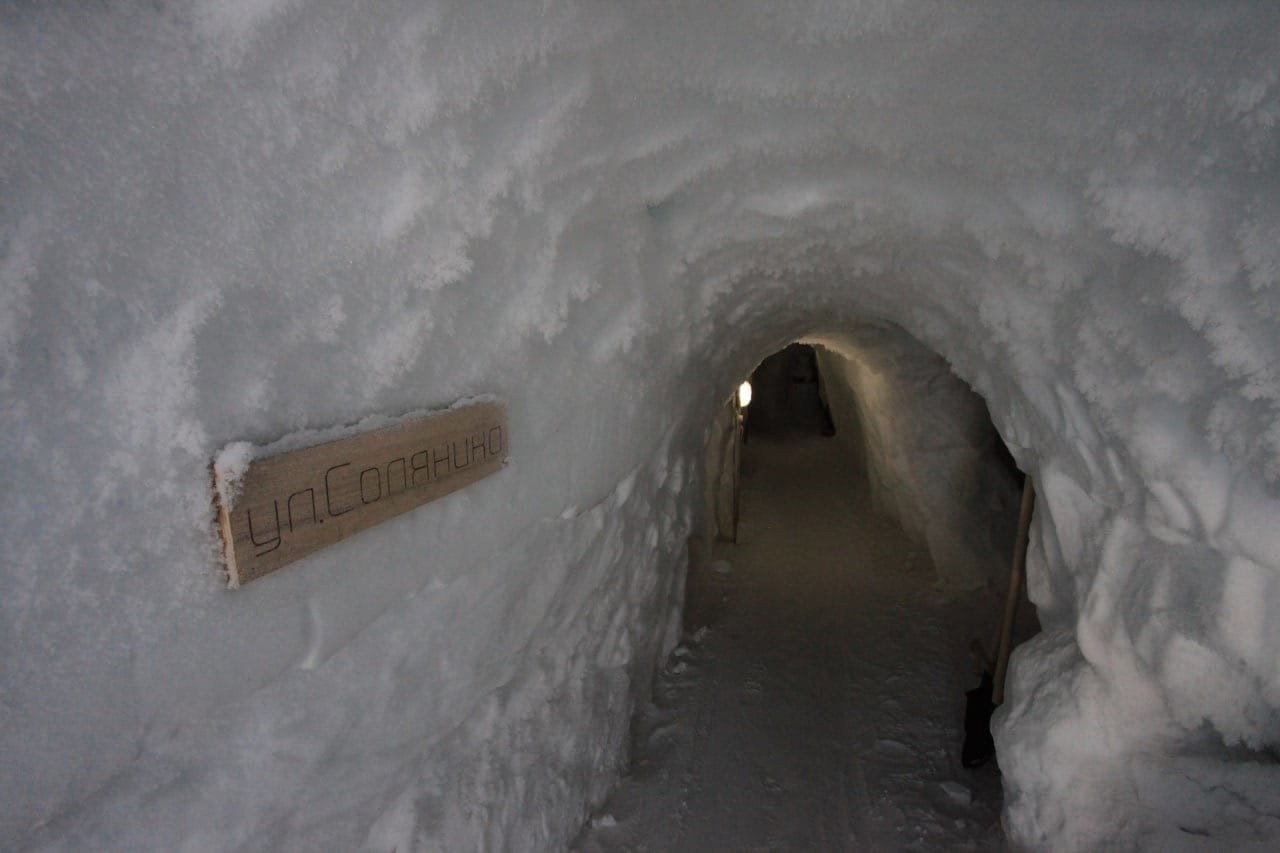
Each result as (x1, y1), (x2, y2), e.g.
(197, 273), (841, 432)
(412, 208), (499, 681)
(574, 337), (1037, 848)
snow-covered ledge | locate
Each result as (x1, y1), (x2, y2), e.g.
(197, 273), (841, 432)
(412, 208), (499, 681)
(2, 2), (1278, 849)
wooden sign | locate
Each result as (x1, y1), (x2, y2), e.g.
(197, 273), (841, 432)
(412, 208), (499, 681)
(214, 401), (507, 587)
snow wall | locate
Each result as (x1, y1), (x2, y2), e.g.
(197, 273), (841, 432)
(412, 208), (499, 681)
(812, 329), (1022, 588)
(3, 2), (1279, 849)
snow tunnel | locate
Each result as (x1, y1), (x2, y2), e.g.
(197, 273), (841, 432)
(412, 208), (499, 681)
(601, 332), (1031, 848)
(2, 2), (1279, 850)
(705, 335), (1023, 592)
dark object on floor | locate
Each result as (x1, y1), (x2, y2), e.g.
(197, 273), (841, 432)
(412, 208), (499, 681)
(962, 671), (996, 768)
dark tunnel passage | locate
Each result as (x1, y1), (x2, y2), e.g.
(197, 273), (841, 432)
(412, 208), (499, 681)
(742, 344), (837, 441)
(575, 339), (1037, 850)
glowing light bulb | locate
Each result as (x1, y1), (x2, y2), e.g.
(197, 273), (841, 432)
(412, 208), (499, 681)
(737, 381), (753, 408)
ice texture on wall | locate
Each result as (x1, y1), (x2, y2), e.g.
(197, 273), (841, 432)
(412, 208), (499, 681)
(2, 1), (1279, 848)
(812, 327), (1021, 589)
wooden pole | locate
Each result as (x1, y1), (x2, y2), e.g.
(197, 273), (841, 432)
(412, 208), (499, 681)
(730, 399), (743, 542)
(993, 474), (1035, 706)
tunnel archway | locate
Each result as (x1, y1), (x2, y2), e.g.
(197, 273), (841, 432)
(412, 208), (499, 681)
(580, 320), (1042, 847)
(702, 327), (1025, 592)
(649, 262), (1280, 846)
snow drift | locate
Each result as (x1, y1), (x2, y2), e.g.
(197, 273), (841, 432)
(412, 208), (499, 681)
(2, 1), (1279, 848)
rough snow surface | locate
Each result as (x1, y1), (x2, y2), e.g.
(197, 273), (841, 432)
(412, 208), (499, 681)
(2, 1), (1280, 849)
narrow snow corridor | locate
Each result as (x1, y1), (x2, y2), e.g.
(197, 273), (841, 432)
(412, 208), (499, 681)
(576, 426), (1007, 850)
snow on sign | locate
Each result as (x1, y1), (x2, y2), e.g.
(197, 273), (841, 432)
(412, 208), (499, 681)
(213, 401), (507, 587)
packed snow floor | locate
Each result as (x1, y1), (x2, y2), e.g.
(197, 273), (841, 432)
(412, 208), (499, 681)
(575, 429), (1016, 851)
